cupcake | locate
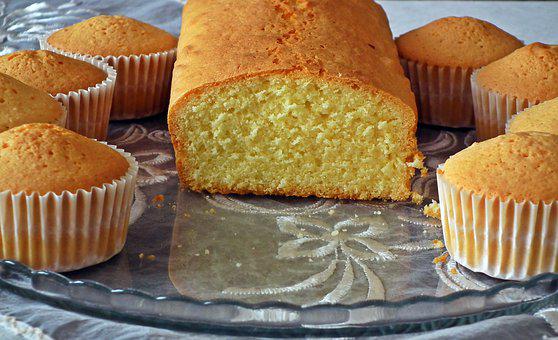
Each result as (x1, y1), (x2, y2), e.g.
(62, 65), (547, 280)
(0, 72), (66, 132)
(437, 132), (558, 280)
(0, 50), (116, 140)
(396, 17), (523, 128)
(507, 97), (558, 135)
(472, 43), (558, 140)
(0, 123), (138, 272)
(42, 15), (178, 120)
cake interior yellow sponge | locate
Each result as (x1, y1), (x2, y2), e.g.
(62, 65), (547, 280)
(169, 0), (423, 201)
(171, 74), (423, 200)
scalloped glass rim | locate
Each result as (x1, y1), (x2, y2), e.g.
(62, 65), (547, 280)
(1, 260), (558, 336)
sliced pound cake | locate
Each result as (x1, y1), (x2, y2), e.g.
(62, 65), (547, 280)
(168, 0), (423, 200)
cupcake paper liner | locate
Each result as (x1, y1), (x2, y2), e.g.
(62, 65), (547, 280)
(40, 36), (176, 121)
(0, 144), (138, 272)
(470, 70), (539, 141)
(437, 166), (558, 280)
(400, 58), (475, 128)
(48, 52), (116, 140)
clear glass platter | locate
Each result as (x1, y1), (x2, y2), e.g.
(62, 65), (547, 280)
(1, 116), (557, 336)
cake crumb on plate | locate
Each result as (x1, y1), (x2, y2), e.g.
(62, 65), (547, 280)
(423, 200), (441, 219)
(411, 192), (424, 204)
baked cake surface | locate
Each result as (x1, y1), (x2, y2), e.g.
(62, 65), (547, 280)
(0, 124), (129, 195)
(0, 73), (65, 132)
(508, 97), (558, 135)
(442, 132), (558, 203)
(168, 0), (423, 200)
(47, 15), (178, 57)
(0, 50), (106, 95)
(476, 43), (558, 102)
(396, 17), (523, 68)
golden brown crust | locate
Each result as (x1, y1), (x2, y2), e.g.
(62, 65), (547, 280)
(508, 97), (558, 135)
(0, 73), (65, 132)
(47, 15), (178, 57)
(442, 132), (558, 203)
(0, 123), (129, 195)
(476, 43), (558, 102)
(169, 0), (416, 113)
(396, 17), (523, 68)
(0, 50), (106, 95)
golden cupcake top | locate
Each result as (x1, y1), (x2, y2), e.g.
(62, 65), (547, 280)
(0, 50), (106, 95)
(508, 97), (558, 135)
(476, 43), (558, 102)
(396, 16), (523, 68)
(0, 73), (65, 132)
(440, 132), (558, 203)
(0, 124), (129, 195)
(47, 15), (178, 56)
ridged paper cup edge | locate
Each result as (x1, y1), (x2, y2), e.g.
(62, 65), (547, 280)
(40, 34), (177, 120)
(40, 35), (117, 140)
(0, 143), (138, 272)
(437, 165), (557, 280)
(400, 58), (475, 128)
(470, 70), (539, 141)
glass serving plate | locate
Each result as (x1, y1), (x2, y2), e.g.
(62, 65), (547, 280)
(1, 117), (557, 337)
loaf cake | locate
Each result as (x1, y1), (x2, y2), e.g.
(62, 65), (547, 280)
(168, 0), (423, 201)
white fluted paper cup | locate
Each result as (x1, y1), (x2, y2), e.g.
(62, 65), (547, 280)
(40, 36), (176, 121)
(0, 144), (138, 272)
(437, 166), (558, 280)
(50, 54), (116, 140)
(400, 58), (475, 128)
(470, 70), (539, 141)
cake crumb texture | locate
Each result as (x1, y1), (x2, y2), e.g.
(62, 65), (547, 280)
(169, 0), (422, 201)
(411, 192), (424, 204)
(433, 252), (449, 264)
(476, 43), (558, 102)
(47, 15), (178, 56)
(0, 73), (65, 132)
(442, 132), (558, 203)
(0, 123), (129, 195)
(0, 50), (107, 95)
(508, 97), (558, 135)
(173, 76), (420, 200)
(396, 16), (523, 68)
(423, 200), (441, 219)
